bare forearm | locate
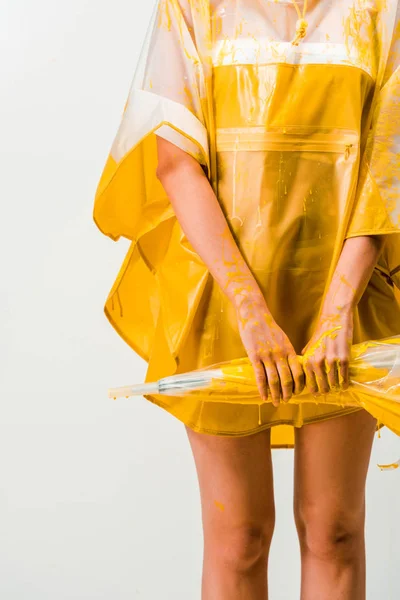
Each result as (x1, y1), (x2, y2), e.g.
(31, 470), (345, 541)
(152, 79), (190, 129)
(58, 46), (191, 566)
(302, 235), (385, 392)
(156, 137), (263, 310)
(322, 235), (385, 316)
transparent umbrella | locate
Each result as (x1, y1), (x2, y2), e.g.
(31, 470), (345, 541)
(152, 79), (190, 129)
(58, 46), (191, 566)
(109, 336), (400, 470)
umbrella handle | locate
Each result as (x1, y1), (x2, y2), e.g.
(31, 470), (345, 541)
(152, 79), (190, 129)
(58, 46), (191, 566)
(108, 382), (159, 399)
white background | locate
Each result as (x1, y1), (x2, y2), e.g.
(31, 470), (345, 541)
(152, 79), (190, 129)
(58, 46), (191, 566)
(1, 0), (399, 598)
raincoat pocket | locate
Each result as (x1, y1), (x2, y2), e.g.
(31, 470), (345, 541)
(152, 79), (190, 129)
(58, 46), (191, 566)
(215, 126), (360, 159)
(215, 127), (360, 274)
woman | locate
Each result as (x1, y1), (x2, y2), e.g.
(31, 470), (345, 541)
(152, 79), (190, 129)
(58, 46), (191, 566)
(93, 0), (400, 597)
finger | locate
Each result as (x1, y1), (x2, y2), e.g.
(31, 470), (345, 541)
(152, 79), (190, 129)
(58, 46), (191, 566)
(338, 357), (350, 390)
(263, 361), (281, 407)
(252, 359), (269, 402)
(301, 343), (309, 356)
(326, 356), (339, 391)
(313, 357), (330, 394)
(275, 356), (293, 403)
(303, 360), (319, 395)
(288, 353), (305, 395)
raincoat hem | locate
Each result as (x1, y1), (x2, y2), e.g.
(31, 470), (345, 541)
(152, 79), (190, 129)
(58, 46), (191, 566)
(111, 89), (210, 165)
(344, 228), (400, 240)
(142, 392), (375, 445)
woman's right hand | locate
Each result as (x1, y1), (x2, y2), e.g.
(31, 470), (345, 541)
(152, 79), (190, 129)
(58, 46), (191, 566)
(234, 293), (305, 407)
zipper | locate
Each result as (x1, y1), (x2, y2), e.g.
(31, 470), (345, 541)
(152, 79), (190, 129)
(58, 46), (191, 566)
(216, 127), (359, 158)
(344, 143), (353, 160)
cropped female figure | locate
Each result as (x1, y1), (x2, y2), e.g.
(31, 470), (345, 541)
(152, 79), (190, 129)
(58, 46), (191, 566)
(94, 1), (400, 597)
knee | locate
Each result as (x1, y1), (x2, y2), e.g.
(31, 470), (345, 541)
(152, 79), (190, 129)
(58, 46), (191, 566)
(209, 519), (275, 573)
(294, 502), (364, 563)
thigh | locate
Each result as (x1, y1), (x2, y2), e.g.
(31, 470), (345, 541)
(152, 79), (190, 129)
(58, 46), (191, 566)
(185, 426), (275, 536)
(294, 409), (377, 516)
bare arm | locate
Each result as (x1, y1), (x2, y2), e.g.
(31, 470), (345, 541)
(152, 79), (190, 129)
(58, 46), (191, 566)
(322, 235), (385, 313)
(156, 137), (305, 404)
(302, 235), (385, 393)
(156, 138), (261, 307)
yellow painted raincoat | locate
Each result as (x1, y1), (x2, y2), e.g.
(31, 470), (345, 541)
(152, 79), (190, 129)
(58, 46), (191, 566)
(93, 0), (400, 447)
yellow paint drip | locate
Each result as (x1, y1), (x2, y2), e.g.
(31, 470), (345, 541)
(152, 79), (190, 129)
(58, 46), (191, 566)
(214, 500), (225, 511)
(377, 462), (400, 471)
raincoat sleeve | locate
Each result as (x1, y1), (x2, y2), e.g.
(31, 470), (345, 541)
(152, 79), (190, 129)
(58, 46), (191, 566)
(93, 0), (210, 243)
(345, 5), (400, 282)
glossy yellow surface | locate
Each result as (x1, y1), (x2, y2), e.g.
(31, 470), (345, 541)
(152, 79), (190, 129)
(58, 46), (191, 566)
(93, 0), (400, 447)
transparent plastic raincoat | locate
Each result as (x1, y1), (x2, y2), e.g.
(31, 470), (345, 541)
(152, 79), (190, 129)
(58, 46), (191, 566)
(93, 0), (400, 447)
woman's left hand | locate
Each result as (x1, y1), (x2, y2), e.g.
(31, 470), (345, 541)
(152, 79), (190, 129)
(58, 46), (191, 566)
(301, 308), (354, 395)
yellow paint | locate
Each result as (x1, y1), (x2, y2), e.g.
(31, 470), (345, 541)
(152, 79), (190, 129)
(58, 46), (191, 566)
(377, 462), (400, 471)
(214, 500), (225, 511)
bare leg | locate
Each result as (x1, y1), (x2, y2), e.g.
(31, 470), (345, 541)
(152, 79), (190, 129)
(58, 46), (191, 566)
(293, 409), (377, 600)
(185, 426), (275, 600)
